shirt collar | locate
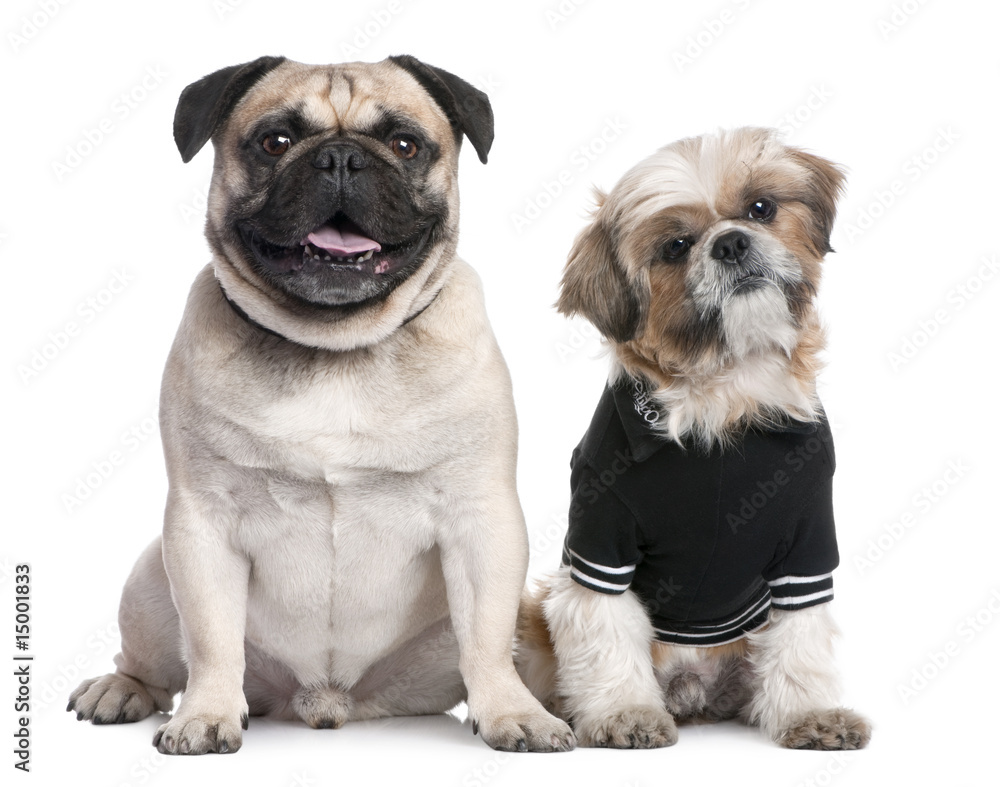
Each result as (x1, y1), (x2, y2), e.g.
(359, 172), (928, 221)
(611, 377), (670, 462)
(610, 376), (821, 462)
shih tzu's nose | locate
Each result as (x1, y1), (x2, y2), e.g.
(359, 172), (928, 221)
(711, 230), (750, 265)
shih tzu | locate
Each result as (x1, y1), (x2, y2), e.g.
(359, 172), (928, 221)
(517, 127), (871, 750)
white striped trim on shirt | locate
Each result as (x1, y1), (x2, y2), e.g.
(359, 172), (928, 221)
(650, 583), (773, 646)
(569, 568), (632, 593)
(767, 572), (833, 586)
(568, 549), (636, 575)
(653, 591), (772, 642)
(563, 547), (636, 595)
(768, 573), (834, 610)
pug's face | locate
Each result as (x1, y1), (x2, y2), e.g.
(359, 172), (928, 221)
(174, 56), (493, 312)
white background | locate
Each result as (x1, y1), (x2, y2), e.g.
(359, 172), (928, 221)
(4, 0), (999, 784)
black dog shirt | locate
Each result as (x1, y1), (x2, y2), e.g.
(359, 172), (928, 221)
(561, 378), (840, 646)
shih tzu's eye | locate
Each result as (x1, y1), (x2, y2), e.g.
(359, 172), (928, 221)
(390, 136), (419, 160)
(661, 238), (692, 261)
(260, 133), (292, 156)
(747, 198), (777, 221)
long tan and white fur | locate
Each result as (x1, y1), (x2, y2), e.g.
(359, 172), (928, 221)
(518, 128), (870, 750)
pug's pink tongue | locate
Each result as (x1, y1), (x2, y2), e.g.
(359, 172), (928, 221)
(302, 225), (381, 255)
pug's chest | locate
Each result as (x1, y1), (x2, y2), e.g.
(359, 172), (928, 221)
(233, 361), (464, 481)
(212, 368), (454, 582)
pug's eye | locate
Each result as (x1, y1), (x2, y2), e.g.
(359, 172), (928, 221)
(661, 237), (692, 261)
(390, 136), (419, 160)
(261, 133), (292, 156)
(748, 198), (777, 221)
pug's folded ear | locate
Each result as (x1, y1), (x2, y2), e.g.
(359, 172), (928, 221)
(174, 56), (287, 163)
(389, 55), (494, 164)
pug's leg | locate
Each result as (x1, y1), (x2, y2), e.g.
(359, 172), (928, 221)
(150, 491), (251, 755)
(68, 538), (183, 724)
(350, 617), (467, 720)
(438, 487), (576, 752)
(543, 567), (677, 748)
(746, 606), (871, 750)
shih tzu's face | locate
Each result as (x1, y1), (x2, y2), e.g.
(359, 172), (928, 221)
(558, 128), (845, 369)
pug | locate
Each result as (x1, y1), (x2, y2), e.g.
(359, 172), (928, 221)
(68, 55), (575, 756)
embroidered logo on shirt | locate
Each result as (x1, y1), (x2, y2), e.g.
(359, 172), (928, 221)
(631, 377), (660, 425)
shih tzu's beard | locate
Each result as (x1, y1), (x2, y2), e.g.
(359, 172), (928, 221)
(615, 264), (823, 450)
(719, 286), (800, 361)
(687, 229), (808, 362)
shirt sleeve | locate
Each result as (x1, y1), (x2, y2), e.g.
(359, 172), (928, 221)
(561, 454), (640, 595)
(762, 474), (839, 611)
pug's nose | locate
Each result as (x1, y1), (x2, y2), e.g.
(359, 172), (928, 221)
(312, 143), (369, 172)
(711, 230), (751, 265)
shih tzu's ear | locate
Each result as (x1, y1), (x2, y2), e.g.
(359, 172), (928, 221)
(557, 198), (647, 342)
(788, 148), (847, 254)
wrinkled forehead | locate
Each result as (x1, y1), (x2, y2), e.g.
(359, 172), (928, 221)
(610, 130), (807, 224)
(227, 59), (453, 140)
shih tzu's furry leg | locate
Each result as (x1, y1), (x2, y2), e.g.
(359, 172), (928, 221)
(746, 606), (871, 749)
(543, 567), (677, 748)
(514, 587), (564, 718)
